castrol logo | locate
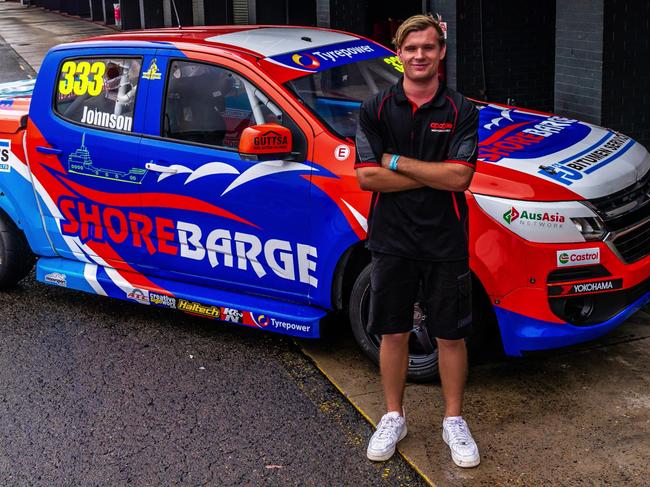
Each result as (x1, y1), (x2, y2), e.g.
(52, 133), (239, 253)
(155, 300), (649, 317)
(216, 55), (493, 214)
(556, 248), (600, 267)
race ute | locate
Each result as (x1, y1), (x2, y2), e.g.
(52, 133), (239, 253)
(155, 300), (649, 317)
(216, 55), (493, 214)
(0, 26), (648, 381)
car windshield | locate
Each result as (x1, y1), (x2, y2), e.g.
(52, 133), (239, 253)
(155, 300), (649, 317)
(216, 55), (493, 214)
(285, 56), (402, 139)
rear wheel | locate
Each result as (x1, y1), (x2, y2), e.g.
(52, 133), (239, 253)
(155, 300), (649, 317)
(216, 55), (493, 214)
(349, 264), (440, 383)
(0, 212), (35, 289)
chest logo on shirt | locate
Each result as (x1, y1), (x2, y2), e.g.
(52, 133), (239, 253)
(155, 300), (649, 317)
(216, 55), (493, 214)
(430, 122), (453, 133)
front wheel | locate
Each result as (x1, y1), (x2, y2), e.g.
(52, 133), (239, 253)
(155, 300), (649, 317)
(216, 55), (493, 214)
(0, 212), (35, 289)
(348, 264), (440, 383)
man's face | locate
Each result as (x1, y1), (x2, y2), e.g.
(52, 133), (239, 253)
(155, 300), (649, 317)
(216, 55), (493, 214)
(397, 27), (446, 82)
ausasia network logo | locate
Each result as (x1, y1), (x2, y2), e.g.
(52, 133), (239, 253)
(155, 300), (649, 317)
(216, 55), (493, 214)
(503, 207), (565, 225)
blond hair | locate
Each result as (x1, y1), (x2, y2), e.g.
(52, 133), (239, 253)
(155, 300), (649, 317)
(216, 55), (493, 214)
(393, 14), (445, 50)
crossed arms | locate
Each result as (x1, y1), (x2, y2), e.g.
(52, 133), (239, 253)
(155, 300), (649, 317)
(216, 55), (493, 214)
(356, 154), (474, 193)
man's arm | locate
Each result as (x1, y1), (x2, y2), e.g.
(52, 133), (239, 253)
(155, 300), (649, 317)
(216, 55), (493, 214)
(379, 99), (479, 192)
(356, 165), (424, 192)
(354, 97), (423, 192)
(379, 154), (474, 192)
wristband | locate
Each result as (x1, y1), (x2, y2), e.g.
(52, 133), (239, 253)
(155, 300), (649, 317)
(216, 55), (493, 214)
(388, 154), (400, 171)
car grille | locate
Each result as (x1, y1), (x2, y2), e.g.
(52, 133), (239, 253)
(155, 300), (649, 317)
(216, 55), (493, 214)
(608, 218), (650, 264)
(546, 265), (611, 283)
(589, 168), (650, 264)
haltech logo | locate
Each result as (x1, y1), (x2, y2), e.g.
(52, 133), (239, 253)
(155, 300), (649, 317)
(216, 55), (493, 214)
(503, 207), (565, 225)
(178, 299), (220, 318)
(291, 53), (320, 70)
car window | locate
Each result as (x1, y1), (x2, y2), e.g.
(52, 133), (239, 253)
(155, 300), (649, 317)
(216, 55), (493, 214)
(54, 57), (142, 133)
(286, 56), (399, 139)
(162, 60), (306, 158)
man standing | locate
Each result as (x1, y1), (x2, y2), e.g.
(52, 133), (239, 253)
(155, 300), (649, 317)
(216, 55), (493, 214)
(355, 15), (480, 468)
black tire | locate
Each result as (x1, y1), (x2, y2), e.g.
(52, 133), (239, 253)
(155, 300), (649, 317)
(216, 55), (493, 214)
(349, 264), (440, 383)
(0, 211), (36, 289)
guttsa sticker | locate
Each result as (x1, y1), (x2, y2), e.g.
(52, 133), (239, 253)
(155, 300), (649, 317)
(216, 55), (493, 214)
(58, 60), (106, 97)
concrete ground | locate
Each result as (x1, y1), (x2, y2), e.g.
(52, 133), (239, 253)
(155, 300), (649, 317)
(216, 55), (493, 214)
(301, 307), (650, 487)
(2, 2), (649, 485)
(0, 1), (112, 72)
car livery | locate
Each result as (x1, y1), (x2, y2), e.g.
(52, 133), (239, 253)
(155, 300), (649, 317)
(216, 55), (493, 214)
(0, 26), (648, 379)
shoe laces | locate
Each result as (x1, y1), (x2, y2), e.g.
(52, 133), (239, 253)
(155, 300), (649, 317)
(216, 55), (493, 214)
(376, 415), (402, 440)
(446, 418), (471, 445)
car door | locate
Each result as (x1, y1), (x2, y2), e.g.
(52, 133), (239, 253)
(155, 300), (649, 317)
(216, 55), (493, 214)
(27, 50), (157, 271)
(137, 54), (317, 303)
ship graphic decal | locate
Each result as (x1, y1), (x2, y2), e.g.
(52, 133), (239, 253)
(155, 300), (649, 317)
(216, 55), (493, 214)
(67, 133), (147, 184)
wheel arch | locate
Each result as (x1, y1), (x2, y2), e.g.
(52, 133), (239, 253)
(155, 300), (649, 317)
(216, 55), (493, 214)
(330, 241), (371, 314)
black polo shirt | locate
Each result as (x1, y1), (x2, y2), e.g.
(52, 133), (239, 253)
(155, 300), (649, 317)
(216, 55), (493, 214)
(355, 79), (479, 261)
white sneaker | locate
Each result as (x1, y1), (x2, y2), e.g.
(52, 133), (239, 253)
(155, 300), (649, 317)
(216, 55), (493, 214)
(367, 411), (407, 461)
(442, 416), (480, 468)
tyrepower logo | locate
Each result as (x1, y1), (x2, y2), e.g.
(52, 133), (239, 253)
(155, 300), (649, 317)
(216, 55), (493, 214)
(269, 39), (381, 73)
(556, 248), (600, 267)
(291, 53), (321, 70)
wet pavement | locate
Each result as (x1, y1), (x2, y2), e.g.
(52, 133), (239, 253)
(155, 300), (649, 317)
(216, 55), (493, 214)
(0, 4), (426, 485)
(302, 307), (650, 486)
(0, 273), (426, 486)
(0, 1), (113, 72)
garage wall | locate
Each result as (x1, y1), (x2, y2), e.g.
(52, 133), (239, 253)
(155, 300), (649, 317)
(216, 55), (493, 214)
(602, 0), (650, 149)
(455, 0), (556, 112)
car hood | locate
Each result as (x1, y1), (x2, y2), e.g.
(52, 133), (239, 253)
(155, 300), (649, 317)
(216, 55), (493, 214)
(472, 104), (649, 201)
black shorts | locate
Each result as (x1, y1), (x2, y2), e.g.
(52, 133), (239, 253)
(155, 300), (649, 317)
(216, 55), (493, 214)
(368, 252), (472, 340)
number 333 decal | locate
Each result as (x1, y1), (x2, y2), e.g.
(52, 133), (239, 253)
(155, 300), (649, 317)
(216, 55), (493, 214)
(58, 61), (106, 97)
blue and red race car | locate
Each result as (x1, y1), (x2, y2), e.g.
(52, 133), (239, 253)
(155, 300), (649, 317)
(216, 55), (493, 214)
(0, 26), (648, 381)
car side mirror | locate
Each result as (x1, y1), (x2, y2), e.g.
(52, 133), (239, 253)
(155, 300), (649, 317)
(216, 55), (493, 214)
(238, 123), (292, 161)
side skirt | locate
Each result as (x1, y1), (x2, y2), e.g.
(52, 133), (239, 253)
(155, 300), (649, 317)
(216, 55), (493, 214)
(36, 256), (325, 339)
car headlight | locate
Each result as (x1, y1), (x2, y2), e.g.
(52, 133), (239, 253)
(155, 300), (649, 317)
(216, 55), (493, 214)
(569, 217), (607, 241)
(474, 194), (607, 243)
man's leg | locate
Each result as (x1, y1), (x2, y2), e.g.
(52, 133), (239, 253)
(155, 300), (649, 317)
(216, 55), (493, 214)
(380, 332), (411, 413)
(439, 337), (479, 468)
(366, 253), (416, 461)
(426, 261), (479, 467)
(437, 337), (467, 417)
